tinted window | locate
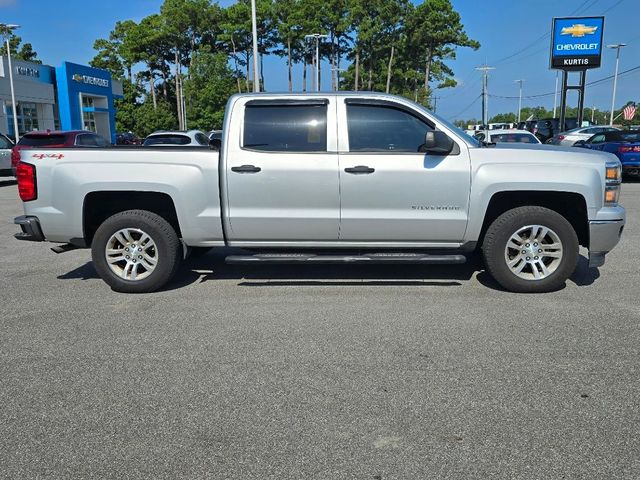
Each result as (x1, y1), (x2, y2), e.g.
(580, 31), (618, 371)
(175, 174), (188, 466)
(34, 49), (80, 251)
(75, 134), (97, 146)
(243, 104), (327, 152)
(583, 127), (601, 134)
(619, 132), (640, 142)
(18, 134), (67, 146)
(144, 134), (191, 146)
(195, 133), (209, 145)
(490, 133), (538, 144)
(347, 104), (433, 152)
(590, 134), (606, 144)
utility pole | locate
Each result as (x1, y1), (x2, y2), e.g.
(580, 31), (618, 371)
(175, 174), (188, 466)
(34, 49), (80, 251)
(607, 43), (626, 126)
(250, 0), (260, 92)
(476, 65), (495, 132)
(305, 34), (327, 92)
(553, 71), (559, 118)
(514, 79), (524, 123)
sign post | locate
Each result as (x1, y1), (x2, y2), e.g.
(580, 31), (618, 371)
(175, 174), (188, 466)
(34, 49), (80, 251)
(550, 17), (604, 129)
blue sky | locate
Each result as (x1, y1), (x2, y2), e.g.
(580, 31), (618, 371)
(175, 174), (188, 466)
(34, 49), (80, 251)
(2, 0), (638, 121)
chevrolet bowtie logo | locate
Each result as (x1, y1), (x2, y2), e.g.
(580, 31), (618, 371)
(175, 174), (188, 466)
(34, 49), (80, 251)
(560, 24), (598, 37)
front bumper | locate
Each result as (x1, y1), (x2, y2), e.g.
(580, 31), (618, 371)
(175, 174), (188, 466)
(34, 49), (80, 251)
(588, 219), (625, 267)
(14, 215), (45, 242)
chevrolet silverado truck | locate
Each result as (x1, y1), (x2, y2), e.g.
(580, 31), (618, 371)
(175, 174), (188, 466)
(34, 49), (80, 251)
(14, 93), (625, 293)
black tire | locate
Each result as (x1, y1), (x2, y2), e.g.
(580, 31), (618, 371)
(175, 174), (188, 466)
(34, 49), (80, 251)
(482, 206), (579, 293)
(91, 210), (182, 293)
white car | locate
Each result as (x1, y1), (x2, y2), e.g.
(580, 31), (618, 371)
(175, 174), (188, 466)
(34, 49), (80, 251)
(143, 130), (210, 147)
(550, 126), (619, 146)
(474, 129), (540, 144)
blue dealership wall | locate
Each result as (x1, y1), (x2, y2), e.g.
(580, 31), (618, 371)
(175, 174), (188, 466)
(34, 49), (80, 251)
(55, 62), (121, 144)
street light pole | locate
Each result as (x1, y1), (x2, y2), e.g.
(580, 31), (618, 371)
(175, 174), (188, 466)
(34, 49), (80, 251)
(515, 79), (524, 124)
(305, 34), (327, 92)
(250, 0), (260, 92)
(607, 43), (626, 126)
(0, 23), (20, 143)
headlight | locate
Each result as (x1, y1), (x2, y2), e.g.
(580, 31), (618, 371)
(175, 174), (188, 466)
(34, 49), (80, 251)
(604, 161), (622, 206)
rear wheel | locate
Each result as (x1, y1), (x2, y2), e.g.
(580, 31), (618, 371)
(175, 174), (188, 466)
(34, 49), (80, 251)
(482, 206), (579, 293)
(91, 210), (182, 293)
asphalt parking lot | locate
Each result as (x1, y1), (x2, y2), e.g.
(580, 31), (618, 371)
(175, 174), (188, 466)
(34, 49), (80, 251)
(1, 178), (639, 479)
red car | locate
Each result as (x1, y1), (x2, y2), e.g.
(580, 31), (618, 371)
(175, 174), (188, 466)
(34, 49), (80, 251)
(11, 130), (109, 174)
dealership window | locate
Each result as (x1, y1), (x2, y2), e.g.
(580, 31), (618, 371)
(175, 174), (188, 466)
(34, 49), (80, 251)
(6, 102), (40, 136)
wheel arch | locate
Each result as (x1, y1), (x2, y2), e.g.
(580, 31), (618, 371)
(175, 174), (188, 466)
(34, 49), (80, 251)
(83, 191), (181, 246)
(476, 190), (589, 249)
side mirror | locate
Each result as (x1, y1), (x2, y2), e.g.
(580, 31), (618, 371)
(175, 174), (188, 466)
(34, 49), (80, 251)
(209, 138), (222, 150)
(421, 130), (454, 155)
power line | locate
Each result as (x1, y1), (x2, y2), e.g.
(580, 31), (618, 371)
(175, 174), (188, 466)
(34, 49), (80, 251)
(487, 64), (640, 99)
(448, 94), (481, 120)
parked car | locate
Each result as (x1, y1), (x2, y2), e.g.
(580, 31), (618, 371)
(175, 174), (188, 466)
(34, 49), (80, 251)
(526, 118), (594, 143)
(11, 130), (109, 174)
(474, 129), (540, 144)
(14, 92), (624, 294)
(116, 132), (142, 145)
(547, 126), (619, 146)
(0, 133), (15, 176)
(574, 130), (640, 177)
(143, 130), (210, 147)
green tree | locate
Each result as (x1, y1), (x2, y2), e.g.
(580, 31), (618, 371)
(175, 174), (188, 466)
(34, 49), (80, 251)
(183, 48), (237, 130)
(0, 33), (42, 63)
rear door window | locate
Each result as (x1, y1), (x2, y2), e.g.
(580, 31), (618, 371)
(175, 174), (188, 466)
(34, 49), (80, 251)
(243, 102), (328, 152)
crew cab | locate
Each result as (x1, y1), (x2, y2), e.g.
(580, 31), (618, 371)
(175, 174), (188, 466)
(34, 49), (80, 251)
(14, 93), (625, 293)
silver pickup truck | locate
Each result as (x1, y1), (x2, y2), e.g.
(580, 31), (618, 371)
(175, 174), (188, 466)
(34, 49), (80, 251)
(14, 92), (625, 293)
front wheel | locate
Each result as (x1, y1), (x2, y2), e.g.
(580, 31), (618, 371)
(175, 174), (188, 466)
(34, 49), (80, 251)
(482, 206), (579, 293)
(91, 210), (182, 293)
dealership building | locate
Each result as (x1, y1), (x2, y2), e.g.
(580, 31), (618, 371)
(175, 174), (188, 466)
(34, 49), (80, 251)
(0, 57), (123, 143)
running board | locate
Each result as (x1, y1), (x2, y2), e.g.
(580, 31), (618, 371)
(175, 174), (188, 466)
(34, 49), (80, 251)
(225, 253), (467, 265)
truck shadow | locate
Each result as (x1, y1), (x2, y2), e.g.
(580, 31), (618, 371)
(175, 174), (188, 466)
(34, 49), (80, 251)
(58, 251), (599, 292)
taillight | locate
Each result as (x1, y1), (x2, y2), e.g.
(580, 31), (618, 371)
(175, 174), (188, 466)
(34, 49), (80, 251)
(11, 147), (20, 168)
(618, 145), (640, 153)
(533, 128), (538, 134)
(558, 135), (565, 141)
(16, 162), (37, 202)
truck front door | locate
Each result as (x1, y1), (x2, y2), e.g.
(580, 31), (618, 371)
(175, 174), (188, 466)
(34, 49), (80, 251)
(224, 98), (340, 244)
(337, 99), (471, 245)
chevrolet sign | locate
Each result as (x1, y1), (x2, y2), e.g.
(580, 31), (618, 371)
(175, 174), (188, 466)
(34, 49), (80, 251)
(550, 17), (604, 70)
(72, 73), (110, 88)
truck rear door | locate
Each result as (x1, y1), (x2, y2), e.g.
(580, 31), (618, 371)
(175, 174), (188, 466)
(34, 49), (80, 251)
(224, 97), (339, 244)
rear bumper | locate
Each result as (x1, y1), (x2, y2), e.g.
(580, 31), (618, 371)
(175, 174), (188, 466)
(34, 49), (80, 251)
(14, 215), (45, 242)
(588, 219), (625, 267)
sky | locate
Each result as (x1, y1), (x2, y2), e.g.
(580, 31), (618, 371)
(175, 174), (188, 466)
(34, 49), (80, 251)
(1, 0), (638, 122)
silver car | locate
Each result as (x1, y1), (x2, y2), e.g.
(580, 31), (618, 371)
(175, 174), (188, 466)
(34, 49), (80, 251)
(549, 126), (619, 146)
(0, 133), (15, 176)
(143, 130), (210, 147)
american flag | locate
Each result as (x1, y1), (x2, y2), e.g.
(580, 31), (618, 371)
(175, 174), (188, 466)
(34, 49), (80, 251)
(623, 103), (637, 121)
